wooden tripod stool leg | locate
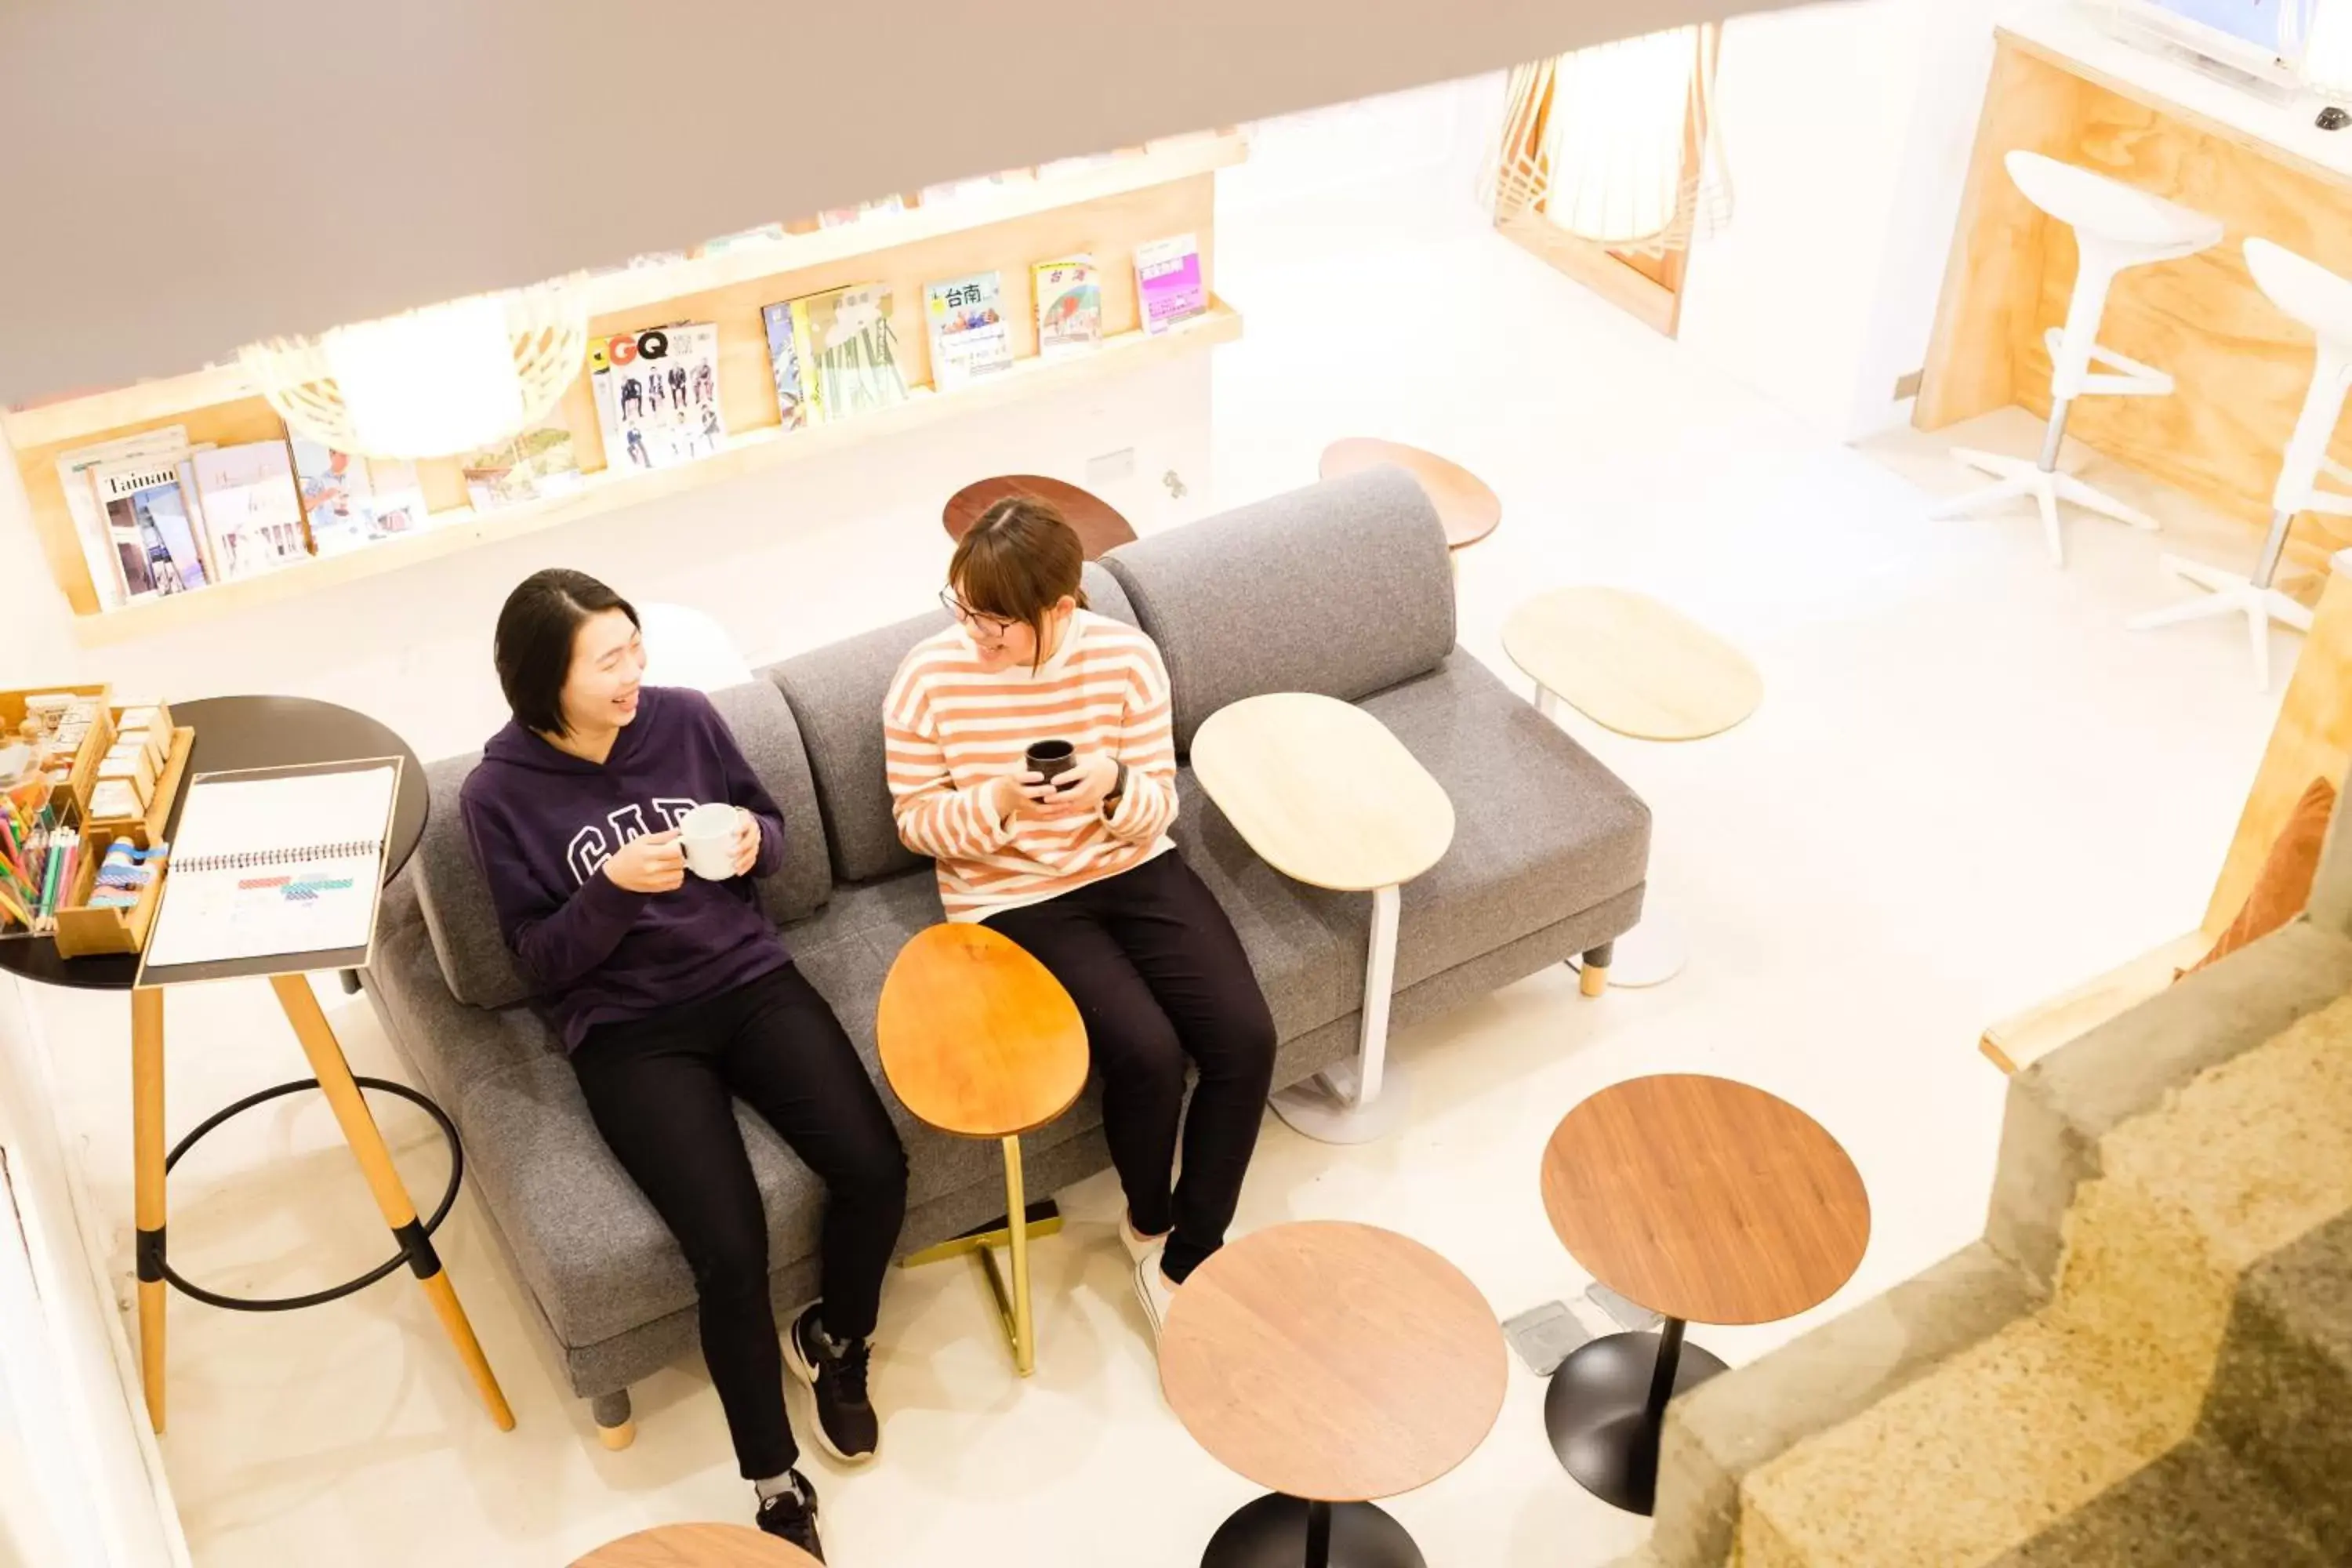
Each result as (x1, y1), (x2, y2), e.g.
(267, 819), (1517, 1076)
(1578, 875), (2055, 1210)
(131, 987), (166, 1435)
(267, 974), (515, 1430)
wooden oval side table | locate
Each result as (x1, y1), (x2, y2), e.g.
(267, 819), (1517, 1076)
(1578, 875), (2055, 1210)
(568, 1523), (818, 1566)
(1538, 1074), (1869, 1515)
(877, 923), (1088, 1376)
(1189, 693), (1454, 1145)
(1501, 586), (1763, 989)
(1318, 439), (1501, 556)
(942, 474), (1138, 561)
(1161, 1221), (1507, 1567)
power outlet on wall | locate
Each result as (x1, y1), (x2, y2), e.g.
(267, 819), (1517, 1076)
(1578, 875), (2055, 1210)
(1086, 447), (1138, 487)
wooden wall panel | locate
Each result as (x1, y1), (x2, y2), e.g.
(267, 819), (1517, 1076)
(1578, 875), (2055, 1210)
(1918, 37), (2352, 578)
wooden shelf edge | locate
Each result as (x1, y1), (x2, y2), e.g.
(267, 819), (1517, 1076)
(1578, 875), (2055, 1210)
(1977, 929), (2212, 1076)
(69, 301), (1244, 648)
(2, 133), (1250, 453)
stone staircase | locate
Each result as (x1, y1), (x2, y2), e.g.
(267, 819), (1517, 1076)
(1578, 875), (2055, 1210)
(1624, 911), (2352, 1568)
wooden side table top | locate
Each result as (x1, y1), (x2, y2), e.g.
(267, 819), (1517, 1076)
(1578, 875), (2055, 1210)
(942, 474), (1138, 561)
(877, 924), (1089, 1138)
(1189, 693), (1454, 892)
(1319, 437), (1501, 550)
(1502, 586), (1762, 742)
(568, 1523), (819, 1567)
(1160, 1221), (1508, 1504)
(1541, 1075), (1870, 1327)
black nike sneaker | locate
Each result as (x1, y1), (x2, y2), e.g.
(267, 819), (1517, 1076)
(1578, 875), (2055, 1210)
(755, 1469), (825, 1560)
(784, 1304), (880, 1463)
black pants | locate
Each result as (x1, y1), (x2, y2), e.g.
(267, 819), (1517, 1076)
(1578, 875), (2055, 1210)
(985, 852), (1277, 1281)
(572, 963), (908, 1479)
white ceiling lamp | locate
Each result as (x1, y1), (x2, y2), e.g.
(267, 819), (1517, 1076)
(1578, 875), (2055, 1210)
(1535, 25), (1731, 252)
(238, 280), (589, 459)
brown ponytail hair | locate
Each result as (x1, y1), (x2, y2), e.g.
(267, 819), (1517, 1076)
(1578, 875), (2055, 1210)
(949, 496), (1089, 670)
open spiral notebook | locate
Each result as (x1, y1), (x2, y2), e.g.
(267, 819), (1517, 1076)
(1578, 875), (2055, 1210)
(136, 757), (401, 985)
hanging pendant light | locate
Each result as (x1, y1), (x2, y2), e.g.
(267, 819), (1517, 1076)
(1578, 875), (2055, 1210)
(1539, 25), (1730, 252)
(239, 280), (589, 460)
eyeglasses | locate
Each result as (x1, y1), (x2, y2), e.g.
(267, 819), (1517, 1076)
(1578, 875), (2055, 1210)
(940, 589), (1017, 638)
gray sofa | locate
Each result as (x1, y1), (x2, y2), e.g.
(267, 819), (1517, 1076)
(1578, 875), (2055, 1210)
(363, 466), (1651, 1439)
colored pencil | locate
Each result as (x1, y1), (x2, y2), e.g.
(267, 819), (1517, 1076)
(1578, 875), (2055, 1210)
(38, 840), (64, 918)
(0, 884), (31, 931)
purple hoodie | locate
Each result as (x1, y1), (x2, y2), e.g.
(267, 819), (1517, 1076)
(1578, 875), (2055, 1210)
(459, 685), (792, 1051)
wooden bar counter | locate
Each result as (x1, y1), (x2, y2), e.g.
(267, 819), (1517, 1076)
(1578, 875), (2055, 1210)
(1920, 5), (2352, 579)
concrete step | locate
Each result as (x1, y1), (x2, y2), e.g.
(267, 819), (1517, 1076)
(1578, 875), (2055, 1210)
(1988, 1436), (2332, 1568)
(2205, 1207), (2352, 1563)
(1734, 990), (2352, 1567)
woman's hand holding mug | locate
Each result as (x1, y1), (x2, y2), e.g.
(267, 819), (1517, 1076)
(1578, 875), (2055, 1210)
(605, 830), (687, 894)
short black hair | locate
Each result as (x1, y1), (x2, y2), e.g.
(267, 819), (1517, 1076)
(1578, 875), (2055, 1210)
(492, 569), (639, 737)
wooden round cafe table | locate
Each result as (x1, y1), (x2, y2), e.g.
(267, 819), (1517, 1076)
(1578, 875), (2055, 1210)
(942, 474), (1138, 560)
(1318, 439), (1501, 554)
(1160, 1221), (1507, 1567)
(877, 923), (1088, 1377)
(1537, 1075), (1869, 1515)
(568, 1523), (818, 1567)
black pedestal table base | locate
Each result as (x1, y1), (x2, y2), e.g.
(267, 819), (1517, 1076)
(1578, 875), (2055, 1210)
(1544, 1319), (1729, 1515)
(1202, 1494), (1425, 1568)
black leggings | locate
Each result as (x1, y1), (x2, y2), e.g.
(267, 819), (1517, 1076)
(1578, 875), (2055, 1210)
(572, 963), (908, 1479)
(985, 852), (1277, 1281)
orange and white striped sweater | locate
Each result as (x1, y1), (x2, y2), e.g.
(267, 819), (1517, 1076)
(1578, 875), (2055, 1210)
(884, 610), (1179, 921)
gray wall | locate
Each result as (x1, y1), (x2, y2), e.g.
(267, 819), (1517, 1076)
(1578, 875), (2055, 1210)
(0, 0), (1817, 405)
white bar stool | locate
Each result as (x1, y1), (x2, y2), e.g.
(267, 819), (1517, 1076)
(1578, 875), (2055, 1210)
(2130, 239), (2352, 691)
(1933, 151), (2224, 566)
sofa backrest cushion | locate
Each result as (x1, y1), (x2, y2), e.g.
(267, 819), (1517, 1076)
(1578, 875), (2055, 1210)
(769, 561), (1136, 885)
(1101, 467), (1454, 752)
(411, 679), (830, 1011)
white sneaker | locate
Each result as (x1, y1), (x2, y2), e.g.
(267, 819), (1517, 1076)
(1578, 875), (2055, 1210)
(1134, 1252), (1178, 1346)
(1120, 1211), (1170, 1269)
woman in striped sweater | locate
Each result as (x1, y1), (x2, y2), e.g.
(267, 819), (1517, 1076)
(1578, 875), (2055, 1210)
(884, 498), (1277, 1338)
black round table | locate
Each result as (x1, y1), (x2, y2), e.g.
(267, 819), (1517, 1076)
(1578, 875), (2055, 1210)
(0, 695), (428, 989)
(0, 695), (512, 1436)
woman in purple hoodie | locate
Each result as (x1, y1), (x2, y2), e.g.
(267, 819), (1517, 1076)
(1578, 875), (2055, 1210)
(462, 569), (903, 1561)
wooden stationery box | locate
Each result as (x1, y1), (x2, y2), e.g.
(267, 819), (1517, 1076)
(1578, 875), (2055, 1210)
(0, 683), (114, 815)
(52, 821), (169, 959)
(83, 724), (194, 851)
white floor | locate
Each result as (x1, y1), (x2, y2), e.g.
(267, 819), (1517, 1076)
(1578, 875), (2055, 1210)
(24, 177), (2298, 1568)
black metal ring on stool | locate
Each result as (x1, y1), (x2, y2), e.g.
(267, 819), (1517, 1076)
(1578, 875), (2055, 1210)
(158, 1076), (463, 1312)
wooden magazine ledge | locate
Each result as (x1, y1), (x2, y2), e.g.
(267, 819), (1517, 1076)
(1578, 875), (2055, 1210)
(63, 303), (1240, 647)
(1983, 550), (2352, 1076)
(5, 132), (1248, 645)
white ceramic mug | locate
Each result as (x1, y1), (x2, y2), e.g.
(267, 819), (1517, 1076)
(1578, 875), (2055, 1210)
(677, 803), (742, 880)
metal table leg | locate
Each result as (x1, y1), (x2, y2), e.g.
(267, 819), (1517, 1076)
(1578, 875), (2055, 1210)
(1271, 884), (1412, 1145)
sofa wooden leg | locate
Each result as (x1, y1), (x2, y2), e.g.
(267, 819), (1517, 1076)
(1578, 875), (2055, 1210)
(1579, 942), (1613, 998)
(591, 1389), (634, 1450)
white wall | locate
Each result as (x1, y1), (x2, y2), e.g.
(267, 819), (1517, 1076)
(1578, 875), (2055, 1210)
(1675, 0), (2001, 441)
(0, 978), (188, 1568)
(0, 0), (1812, 404)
